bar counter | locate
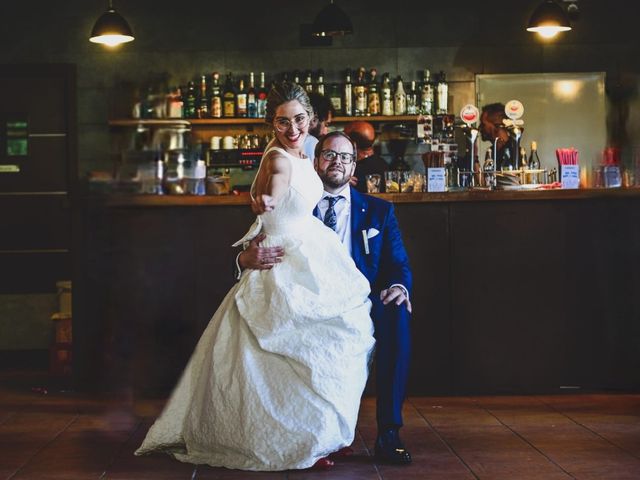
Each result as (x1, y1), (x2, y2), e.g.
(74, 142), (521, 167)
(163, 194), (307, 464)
(74, 188), (640, 395)
(102, 187), (640, 207)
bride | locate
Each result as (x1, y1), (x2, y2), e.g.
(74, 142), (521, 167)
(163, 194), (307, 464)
(135, 82), (375, 471)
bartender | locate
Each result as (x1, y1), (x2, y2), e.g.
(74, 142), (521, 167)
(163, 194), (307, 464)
(479, 103), (514, 170)
(344, 120), (389, 193)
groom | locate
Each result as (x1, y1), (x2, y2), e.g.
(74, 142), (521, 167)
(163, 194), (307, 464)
(238, 131), (413, 465)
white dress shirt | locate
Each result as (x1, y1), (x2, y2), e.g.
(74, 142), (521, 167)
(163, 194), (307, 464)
(316, 185), (352, 255)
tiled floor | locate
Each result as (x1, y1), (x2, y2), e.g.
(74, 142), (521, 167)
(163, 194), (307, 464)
(1, 372), (639, 479)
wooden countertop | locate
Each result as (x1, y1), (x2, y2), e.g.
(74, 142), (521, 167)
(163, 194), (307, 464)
(100, 187), (640, 207)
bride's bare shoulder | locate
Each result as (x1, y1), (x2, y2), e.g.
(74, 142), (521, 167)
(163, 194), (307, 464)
(261, 149), (292, 174)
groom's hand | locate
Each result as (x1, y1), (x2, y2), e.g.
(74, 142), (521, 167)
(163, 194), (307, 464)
(380, 286), (412, 313)
(238, 234), (285, 271)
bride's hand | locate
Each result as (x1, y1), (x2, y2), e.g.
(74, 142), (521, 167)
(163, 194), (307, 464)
(253, 194), (276, 214)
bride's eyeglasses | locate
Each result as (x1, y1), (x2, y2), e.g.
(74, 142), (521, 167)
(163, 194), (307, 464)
(274, 113), (309, 132)
(320, 149), (355, 164)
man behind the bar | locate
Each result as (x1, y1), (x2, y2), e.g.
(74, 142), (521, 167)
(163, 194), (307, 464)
(344, 120), (389, 193)
(303, 91), (336, 160)
(479, 102), (513, 170)
(239, 131), (413, 465)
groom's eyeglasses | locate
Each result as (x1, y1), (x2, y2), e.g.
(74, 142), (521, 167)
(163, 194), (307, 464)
(320, 149), (355, 164)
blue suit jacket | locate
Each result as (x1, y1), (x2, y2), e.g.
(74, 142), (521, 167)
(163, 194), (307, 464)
(315, 187), (412, 298)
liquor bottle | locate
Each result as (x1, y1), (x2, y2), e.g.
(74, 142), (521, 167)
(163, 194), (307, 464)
(367, 68), (380, 116)
(381, 73), (393, 116)
(139, 85), (155, 119)
(257, 72), (268, 118)
(343, 69), (353, 116)
(236, 78), (247, 117)
(184, 81), (197, 119)
(436, 71), (449, 114)
(210, 72), (222, 118)
(197, 75), (209, 119)
(293, 70), (301, 85)
(222, 73), (236, 118)
(354, 67), (368, 116)
(326, 83), (341, 115)
(420, 69), (434, 115)
(315, 69), (325, 96)
(406, 80), (418, 115)
(394, 76), (407, 115)
(247, 72), (258, 118)
(528, 141), (541, 169)
(303, 70), (314, 93)
(329, 83), (342, 115)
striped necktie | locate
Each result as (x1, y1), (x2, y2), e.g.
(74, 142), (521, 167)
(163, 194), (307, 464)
(323, 196), (342, 231)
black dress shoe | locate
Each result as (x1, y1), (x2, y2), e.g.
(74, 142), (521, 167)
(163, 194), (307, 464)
(374, 428), (412, 465)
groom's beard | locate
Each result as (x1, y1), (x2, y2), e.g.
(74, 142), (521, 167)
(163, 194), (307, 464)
(318, 165), (351, 189)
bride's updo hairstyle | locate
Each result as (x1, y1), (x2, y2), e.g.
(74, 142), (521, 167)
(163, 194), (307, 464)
(265, 81), (314, 125)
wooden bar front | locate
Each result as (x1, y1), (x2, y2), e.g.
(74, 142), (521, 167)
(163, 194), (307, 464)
(74, 189), (640, 395)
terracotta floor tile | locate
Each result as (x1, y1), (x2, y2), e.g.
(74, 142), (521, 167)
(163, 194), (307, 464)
(414, 404), (501, 428)
(434, 425), (571, 478)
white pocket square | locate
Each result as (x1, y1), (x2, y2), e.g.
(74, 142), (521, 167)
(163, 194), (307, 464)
(366, 228), (380, 239)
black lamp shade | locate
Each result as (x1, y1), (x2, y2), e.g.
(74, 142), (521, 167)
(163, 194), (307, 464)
(311, 1), (353, 37)
(90, 7), (134, 46)
(527, 0), (571, 33)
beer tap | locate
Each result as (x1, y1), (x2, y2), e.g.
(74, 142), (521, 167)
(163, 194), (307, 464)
(458, 104), (480, 188)
(503, 100), (525, 170)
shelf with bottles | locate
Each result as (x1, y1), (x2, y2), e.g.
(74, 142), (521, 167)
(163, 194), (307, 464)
(128, 67), (449, 124)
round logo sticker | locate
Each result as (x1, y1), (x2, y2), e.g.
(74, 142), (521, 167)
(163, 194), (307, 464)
(460, 104), (479, 126)
(505, 100), (524, 120)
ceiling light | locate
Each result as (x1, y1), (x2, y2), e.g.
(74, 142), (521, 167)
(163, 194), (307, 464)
(527, 0), (571, 39)
(89, 0), (134, 47)
(311, 0), (353, 37)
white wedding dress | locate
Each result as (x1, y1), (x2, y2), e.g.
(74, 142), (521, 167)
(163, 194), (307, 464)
(135, 144), (375, 471)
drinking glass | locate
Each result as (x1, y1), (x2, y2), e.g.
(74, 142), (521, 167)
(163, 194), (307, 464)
(384, 171), (401, 193)
(366, 174), (381, 193)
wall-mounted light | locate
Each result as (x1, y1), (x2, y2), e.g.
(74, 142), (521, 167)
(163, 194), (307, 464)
(311, 0), (353, 37)
(89, 0), (134, 47)
(526, 0), (572, 39)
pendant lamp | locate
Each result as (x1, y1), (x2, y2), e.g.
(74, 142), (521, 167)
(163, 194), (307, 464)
(89, 0), (135, 47)
(311, 0), (353, 37)
(527, 0), (571, 38)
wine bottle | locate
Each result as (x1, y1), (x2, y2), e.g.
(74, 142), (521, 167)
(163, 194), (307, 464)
(184, 81), (197, 119)
(528, 141), (541, 169)
(210, 72), (222, 118)
(367, 68), (380, 116)
(329, 83), (342, 115)
(303, 70), (314, 93)
(406, 80), (418, 115)
(420, 69), (434, 115)
(343, 69), (353, 116)
(315, 69), (325, 96)
(257, 72), (268, 118)
(247, 72), (257, 118)
(394, 76), (406, 115)
(381, 73), (393, 116)
(236, 78), (247, 118)
(354, 67), (368, 116)
(197, 75), (209, 119)
(436, 71), (448, 114)
(223, 73), (236, 118)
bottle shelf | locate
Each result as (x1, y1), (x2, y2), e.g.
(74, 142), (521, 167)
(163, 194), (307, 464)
(108, 115), (422, 128)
